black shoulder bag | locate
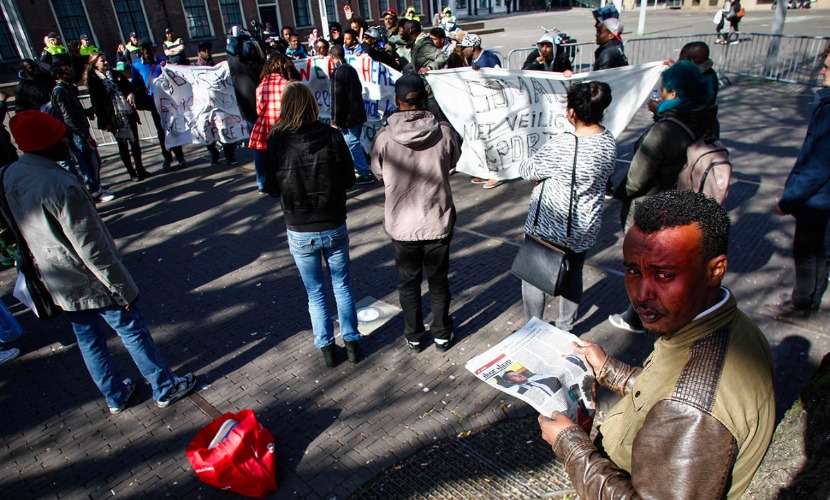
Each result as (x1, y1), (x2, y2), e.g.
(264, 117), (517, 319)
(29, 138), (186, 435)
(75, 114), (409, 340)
(511, 135), (578, 297)
(0, 166), (62, 319)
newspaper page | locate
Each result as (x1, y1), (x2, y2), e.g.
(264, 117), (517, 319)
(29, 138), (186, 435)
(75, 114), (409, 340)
(465, 317), (595, 421)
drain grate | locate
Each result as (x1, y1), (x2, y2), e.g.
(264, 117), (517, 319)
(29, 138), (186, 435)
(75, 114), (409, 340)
(351, 415), (575, 499)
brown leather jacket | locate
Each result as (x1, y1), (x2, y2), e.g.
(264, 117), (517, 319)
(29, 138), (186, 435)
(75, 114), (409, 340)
(551, 296), (774, 499)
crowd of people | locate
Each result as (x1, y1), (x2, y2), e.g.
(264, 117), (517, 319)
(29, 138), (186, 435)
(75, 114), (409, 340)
(0, 5), (829, 498)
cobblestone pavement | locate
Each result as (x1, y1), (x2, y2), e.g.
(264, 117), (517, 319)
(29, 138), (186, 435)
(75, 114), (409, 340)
(1, 74), (829, 498)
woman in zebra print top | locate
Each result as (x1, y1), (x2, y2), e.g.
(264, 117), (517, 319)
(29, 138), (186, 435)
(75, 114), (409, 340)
(518, 82), (617, 332)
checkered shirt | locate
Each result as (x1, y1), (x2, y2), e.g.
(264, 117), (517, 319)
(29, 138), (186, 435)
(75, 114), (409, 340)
(248, 73), (291, 150)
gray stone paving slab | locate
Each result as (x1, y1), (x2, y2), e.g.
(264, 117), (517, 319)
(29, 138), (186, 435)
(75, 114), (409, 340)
(1, 70), (829, 499)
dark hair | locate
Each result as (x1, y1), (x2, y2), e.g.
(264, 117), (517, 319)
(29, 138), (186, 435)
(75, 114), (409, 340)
(350, 17), (367, 30)
(662, 60), (713, 104)
(679, 41), (710, 65)
(316, 39), (330, 49)
(329, 43), (345, 60)
(282, 26), (294, 33)
(566, 81), (612, 125)
(19, 59), (46, 78)
(633, 190), (730, 263)
(430, 27), (446, 38)
(343, 28), (359, 39)
(260, 53), (293, 81)
(404, 20), (421, 35)
(329, 22), (342, 31)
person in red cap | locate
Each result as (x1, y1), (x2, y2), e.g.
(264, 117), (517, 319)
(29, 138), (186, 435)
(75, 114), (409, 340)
(2, 111), (197, 415)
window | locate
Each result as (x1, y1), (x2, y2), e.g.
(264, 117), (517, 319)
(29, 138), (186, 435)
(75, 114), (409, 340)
(293, 0), (310, 26)
(0, 11), (19, 60)
(112, 0), (150, 42)
(358, 0), (371, 19)
(51, 0), (93, 42)
(219, 0), (244, 33)
(182, 0), (213, 38)
(325, 0), (338, 22)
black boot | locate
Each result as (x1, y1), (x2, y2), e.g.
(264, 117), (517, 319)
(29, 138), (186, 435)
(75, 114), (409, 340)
(345, 340), (362, 364)
(321, 343), (337, 368)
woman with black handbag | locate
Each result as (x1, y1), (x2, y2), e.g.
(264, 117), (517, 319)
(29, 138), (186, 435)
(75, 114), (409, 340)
(517, 82), (616, 332)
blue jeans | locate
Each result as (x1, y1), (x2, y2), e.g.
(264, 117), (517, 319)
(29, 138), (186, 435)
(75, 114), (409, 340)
(340, 126), (371, 177)
(66, 305), (181, 408)
(67, 134), (101, 193)
(254, 149), (267, 190)
(287, 224), (361, 348)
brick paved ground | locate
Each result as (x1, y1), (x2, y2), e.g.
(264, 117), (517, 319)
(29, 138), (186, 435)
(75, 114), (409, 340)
(1, 77), (828, 498)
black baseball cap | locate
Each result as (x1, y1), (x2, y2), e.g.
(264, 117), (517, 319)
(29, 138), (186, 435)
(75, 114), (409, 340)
(129, 31), (137, 38)
(395, 74), (427, 104)
(47, 32), (60, 38)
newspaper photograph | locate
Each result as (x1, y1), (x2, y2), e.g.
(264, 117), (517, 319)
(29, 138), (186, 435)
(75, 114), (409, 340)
(465, 317), (595, 421)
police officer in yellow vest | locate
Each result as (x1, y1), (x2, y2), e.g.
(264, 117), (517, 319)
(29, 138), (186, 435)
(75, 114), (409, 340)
(40, 32), (68, 66)
(79, 34), (100, 57)
(124, 32), (141, 63)
(162, 28), (187, 65)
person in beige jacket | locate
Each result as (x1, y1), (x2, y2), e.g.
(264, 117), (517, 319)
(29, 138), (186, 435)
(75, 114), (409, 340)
(4, 110), (196, 415)
(370, 73), (459, 353)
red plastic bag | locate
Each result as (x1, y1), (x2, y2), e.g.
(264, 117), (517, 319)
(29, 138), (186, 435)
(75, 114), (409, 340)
(186, 409), (278, 498)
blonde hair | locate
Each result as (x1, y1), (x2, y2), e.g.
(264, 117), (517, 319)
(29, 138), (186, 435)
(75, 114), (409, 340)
(271, 82), (319, 133)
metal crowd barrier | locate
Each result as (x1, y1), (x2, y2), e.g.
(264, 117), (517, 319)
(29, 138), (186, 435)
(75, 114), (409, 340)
(507, 33), (829, 87)
(78, 95), (158, 147)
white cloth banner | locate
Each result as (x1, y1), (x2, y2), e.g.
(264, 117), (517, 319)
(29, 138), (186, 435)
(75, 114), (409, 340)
(292, 55), (401, 149)
(153, 56), (401, 151)
(154, 62), (250, 149)
(426, 62), (665, 180)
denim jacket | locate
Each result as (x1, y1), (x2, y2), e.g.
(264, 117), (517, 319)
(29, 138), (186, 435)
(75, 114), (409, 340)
(3, 154), (138, 310)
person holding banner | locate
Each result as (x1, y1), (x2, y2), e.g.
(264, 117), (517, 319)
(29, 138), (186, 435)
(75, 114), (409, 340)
(131, 40), (187, 171)
(262, 83), (362, 367)
(518, 82), (616, 333)
(329, 45), (374, 185)
(248, 54), (295, 192)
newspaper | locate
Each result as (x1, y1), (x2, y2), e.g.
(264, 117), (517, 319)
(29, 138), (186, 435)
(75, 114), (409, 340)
(465, 317), (595, 421)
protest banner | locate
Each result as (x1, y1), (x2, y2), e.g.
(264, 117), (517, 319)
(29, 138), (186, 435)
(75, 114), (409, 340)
(426, 62), (666, 180)
(291, 55), (400, 150)
(154, 62), (249, 149)
(154, 56), (401, 151)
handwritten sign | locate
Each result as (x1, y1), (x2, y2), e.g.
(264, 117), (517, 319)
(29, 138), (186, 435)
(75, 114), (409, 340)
(426, 62), (665, 180)
(153, 57), (401, 151)
(153, 62), (249, 149)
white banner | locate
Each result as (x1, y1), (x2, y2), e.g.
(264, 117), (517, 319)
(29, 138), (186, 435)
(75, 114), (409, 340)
(154, 62), (250, 149)
(292, 55), (401, 150)
(426, 62), (665, 180)
(153, 56), (401, 151)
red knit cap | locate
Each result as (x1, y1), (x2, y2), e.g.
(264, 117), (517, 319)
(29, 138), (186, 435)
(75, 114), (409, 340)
(9, 110), (67, 153)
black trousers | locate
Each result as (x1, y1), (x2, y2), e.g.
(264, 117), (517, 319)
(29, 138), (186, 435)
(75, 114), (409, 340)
(148, 102), (183, 163)
(392, 236), (453, 342)
(792, 216), (829, 310)
(116, 119), (146, 177)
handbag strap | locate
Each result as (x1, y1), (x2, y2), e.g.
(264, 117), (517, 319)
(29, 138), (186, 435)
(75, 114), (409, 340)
(530, 134), (579, 243)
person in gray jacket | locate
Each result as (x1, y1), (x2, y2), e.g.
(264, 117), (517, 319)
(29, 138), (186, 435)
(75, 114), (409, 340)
(370, 74), (459, 353)
(4, 110), (196, 415)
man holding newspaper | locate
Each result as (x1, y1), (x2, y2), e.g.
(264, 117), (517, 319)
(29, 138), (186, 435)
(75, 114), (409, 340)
(538, 190), (774, 499)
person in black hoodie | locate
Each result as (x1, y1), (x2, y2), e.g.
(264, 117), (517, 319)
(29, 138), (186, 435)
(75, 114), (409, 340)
(330, 44), (373, 184)
(14, 59), (55, 112)
(262, 82), (362, 368)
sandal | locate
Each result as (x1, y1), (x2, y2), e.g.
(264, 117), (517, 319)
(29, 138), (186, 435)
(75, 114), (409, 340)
(483, 179), (503, 189)
(470, 177), (486, 184)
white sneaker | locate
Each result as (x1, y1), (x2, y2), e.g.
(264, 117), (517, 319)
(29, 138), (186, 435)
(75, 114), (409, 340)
(96, 189), (116, 203)
(0, 347), (20, 365)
